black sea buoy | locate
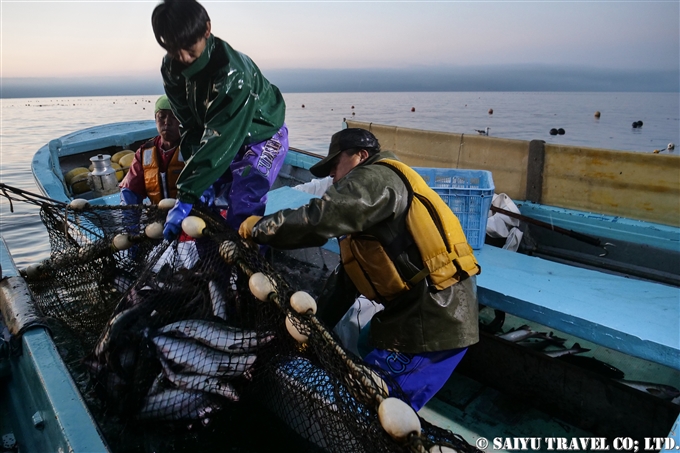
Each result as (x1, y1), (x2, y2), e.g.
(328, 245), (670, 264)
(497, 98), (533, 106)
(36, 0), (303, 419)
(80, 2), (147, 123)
(549, 128), (558, 136)
(637, 120), (643, 127)
(488, 108), (494, 115)
(558, 128), (565, 135)
(411, 107), (415, 112)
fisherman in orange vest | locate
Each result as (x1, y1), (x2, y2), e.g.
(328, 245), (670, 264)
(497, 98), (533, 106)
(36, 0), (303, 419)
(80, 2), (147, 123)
(119, 95), (183, 205)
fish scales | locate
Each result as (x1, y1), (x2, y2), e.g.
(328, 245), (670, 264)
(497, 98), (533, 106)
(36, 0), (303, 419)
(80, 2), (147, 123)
(208, 281), (228, 320)
(157, 319), (273, 353)
(152, 334), (256, 377)
(138, 388), (221, 421)
(161, 360), (240, 401)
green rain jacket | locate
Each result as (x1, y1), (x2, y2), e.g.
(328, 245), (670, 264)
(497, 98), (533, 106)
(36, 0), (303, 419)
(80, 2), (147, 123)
(251, 151), (479, 353)
(161, 35), (286, 204)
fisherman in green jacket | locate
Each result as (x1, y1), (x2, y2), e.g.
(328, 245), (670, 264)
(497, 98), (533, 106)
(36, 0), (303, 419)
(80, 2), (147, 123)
(239, 128), (480, 411)
(151, 0), (288, 239)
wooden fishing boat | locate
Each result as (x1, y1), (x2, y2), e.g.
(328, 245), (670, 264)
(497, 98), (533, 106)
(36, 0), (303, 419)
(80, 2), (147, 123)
(1, 120), (678, 452)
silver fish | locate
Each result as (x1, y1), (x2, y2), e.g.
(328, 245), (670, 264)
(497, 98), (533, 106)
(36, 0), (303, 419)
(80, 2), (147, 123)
(138, 388), (221, 421)
(161, 361), (239, 401)
(497, 325), (537, 342)
(498, 325), (567, 345)
(157, 319), (274, 354)
(617, 380), (680, 400)
(544, 343), (590, 358)
(152, 335), (257, 377)
(208, 281), (228, 320)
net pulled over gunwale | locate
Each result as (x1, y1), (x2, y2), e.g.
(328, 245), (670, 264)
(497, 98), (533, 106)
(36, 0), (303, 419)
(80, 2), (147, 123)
(6, 184), (480, 453)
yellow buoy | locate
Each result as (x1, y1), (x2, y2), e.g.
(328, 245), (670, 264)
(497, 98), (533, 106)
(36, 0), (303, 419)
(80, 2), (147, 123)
(112, 149), (134, 164)
(118, 153), (135, 171)
(70, 173), (90, 194)
(111, 162), (124, 181)
(64, 167), (89, 185)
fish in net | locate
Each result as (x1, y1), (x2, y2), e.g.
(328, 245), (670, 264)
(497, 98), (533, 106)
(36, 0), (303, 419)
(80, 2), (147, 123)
(1, 183), (482, 453)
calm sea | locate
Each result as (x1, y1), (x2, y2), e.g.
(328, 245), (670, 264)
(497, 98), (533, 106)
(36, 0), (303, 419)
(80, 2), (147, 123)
(1, 92), (678, 268)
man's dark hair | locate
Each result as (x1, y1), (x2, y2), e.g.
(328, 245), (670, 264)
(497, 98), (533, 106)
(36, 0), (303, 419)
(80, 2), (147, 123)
(152, 0), (211, 54)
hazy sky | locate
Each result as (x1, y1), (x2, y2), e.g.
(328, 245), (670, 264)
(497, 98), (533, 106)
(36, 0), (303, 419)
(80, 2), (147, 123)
(1, 0), (678, 93)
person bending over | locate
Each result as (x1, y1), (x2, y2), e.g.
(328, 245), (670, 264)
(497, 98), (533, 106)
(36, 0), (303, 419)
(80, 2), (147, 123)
(151, 0), (288, 239)
(239, 128), (480, 412)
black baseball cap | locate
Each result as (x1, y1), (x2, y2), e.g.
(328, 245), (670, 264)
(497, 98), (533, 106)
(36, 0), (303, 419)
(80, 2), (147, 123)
(310, 128), (381, 177)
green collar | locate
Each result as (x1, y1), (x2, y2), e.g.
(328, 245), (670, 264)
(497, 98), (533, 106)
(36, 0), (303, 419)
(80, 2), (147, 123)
(181, 34), (215, 79)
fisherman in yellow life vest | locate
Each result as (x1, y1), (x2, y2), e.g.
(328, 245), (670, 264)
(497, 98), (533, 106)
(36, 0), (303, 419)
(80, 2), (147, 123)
(239, 128), (480, 412)
(119, 95), (183, 205)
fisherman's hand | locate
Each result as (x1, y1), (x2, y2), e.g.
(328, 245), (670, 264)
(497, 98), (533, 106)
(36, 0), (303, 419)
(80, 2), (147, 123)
(238, 216), (263, 241)
(163, 200), (193, 241)
(199, 186), (215, 207)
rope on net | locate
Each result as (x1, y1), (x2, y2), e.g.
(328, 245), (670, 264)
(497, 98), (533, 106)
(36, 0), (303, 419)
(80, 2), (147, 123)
(0, 183), (481, 453)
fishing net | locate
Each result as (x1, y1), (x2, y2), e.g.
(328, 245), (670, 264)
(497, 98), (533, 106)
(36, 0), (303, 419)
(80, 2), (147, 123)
(2, 184), (481, 453)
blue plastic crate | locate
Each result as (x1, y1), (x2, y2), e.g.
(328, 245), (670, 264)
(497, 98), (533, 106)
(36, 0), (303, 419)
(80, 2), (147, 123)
(413, 168), (495, 250)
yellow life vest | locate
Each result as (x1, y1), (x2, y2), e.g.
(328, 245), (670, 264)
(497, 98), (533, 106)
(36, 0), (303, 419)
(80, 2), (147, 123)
(340, 159), (480, 302)
(142, 144), (185, 205)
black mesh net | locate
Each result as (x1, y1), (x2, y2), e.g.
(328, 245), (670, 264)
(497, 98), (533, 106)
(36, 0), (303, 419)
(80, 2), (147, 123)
(2, 184), (481, 453)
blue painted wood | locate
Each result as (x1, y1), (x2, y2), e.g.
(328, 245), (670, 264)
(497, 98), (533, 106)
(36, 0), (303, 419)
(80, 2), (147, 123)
(50, 121), (156, 158)
(517, 201), (680, 252)
(0, 238), (109, 452)
(0, 238), (18, 278)
(32, 121), (158, 205)
(476, 245), (680, 370)
(283, 148), (323, 170)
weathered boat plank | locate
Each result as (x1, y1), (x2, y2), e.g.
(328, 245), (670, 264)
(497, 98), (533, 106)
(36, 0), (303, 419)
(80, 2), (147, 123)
(0, 238), (109, 453)
(346, 119), (680, 227)
(476, 246), (680, 370)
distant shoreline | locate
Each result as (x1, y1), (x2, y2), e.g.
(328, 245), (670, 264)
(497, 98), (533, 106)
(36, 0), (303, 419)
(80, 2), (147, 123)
(2, 66), (678, 99)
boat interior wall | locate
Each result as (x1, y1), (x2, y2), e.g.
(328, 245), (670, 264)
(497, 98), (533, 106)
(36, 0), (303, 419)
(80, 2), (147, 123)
(349, 121), (529, 202)
(543, 145), (680, 227)
(346, 120), (680, 227)
(48, 121), (156, 158)
(0, 238), (110, 453)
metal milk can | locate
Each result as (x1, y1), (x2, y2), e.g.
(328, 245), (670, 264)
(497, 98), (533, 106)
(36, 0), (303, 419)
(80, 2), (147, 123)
(89, 154), (119, 196)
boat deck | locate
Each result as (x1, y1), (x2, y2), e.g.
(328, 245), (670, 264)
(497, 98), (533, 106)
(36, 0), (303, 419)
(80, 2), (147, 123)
(476, 245), (679, 370)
